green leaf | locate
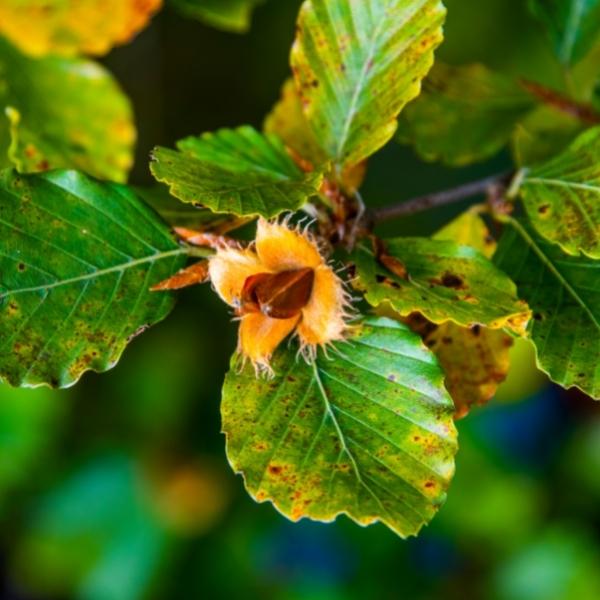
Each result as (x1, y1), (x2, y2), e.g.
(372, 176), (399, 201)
(170, 0), (264, 33)
(494, 217), (600, 399)
(519, 126), (600, 259)
(528, 0), (600, 66)
(0, 37), (135, 182)
(290, 0), (446, 170)
(512, 105), (583, 167)
(352, 238), (530, 333)
(222, 316), (457, 538)
(150, 126), (323, 218)
(0, 169), (187, 388)
(397, 63), (535, 166)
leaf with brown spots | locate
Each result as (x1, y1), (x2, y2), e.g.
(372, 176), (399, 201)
(353, 238), (530, 333)
(0, 0), (161, 57)
(222, 317), (457, 538)
(422, 208), (513, 416)
(0, 170), (186, 388)
(0, 37), (135, 182)
(407, 315), (513, 419)
(494, 216), (600, 400)
(290, 0), (446, 171)
(518, 126), (600, 259)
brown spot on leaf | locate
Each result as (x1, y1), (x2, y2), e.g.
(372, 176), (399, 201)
(538, 204), (551, 215)
(441, 273), (465, 289)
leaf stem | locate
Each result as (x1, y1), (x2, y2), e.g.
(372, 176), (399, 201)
(183, 245), (215, 258)
(371, 172), (512, 224)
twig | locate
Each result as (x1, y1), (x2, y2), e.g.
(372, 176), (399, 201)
(520, 79), (600, 124)
(371, 172), (512, 224)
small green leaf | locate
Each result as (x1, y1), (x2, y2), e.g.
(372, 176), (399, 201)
(512, 105), (583, 166)
(397, 63), (535, 166)
(222, 316), (457, 538)
(520, 126), (600, 258)
(290, 0), (446, 170)
(353, 238), (530, 333)
(170, 0), (264, 33)
(494, 217), (600, 399)
(150, 126), (323, 218)
(0, 169), (187, 388)
(528, 0), (600, 66)
(0, 37), (135, 182)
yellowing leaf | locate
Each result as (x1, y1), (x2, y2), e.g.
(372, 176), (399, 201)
(428, 323), (512, 418)
(264, 78), (367, 192)
(434, 206), (496, 258)
(519, 126), (600, 259)
(290, 0), (446, 170)
(423, 209), (513, 416)
(402, 313), (512, 419)
(222, 317), (457, 538)
(264, 79), (327, 170)
(0, 0), (162, 57)
(0, 37), (135, 182)
(353, 238), (531, 334)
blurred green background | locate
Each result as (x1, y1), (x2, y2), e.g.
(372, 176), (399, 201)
(1, 1), (599, 598)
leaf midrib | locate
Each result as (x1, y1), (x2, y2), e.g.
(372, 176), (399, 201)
(0, 248), (187, 299)
(510, 217), (600, 332)
(334, 6), (389, 164)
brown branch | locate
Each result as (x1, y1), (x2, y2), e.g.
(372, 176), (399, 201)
(520, 79), (600, 124)
(371, 172), (512, 224)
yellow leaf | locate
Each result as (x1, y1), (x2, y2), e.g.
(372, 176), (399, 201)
(264, 78), (366, 193)
(420, 319), (513, 419)
(435, 206), (496, 258)
(0, 0), (162, 57)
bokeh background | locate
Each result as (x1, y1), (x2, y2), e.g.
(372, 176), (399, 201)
(1, 0), (600, 598)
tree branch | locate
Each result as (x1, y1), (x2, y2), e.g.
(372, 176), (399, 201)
(371, 172), (512, 224)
